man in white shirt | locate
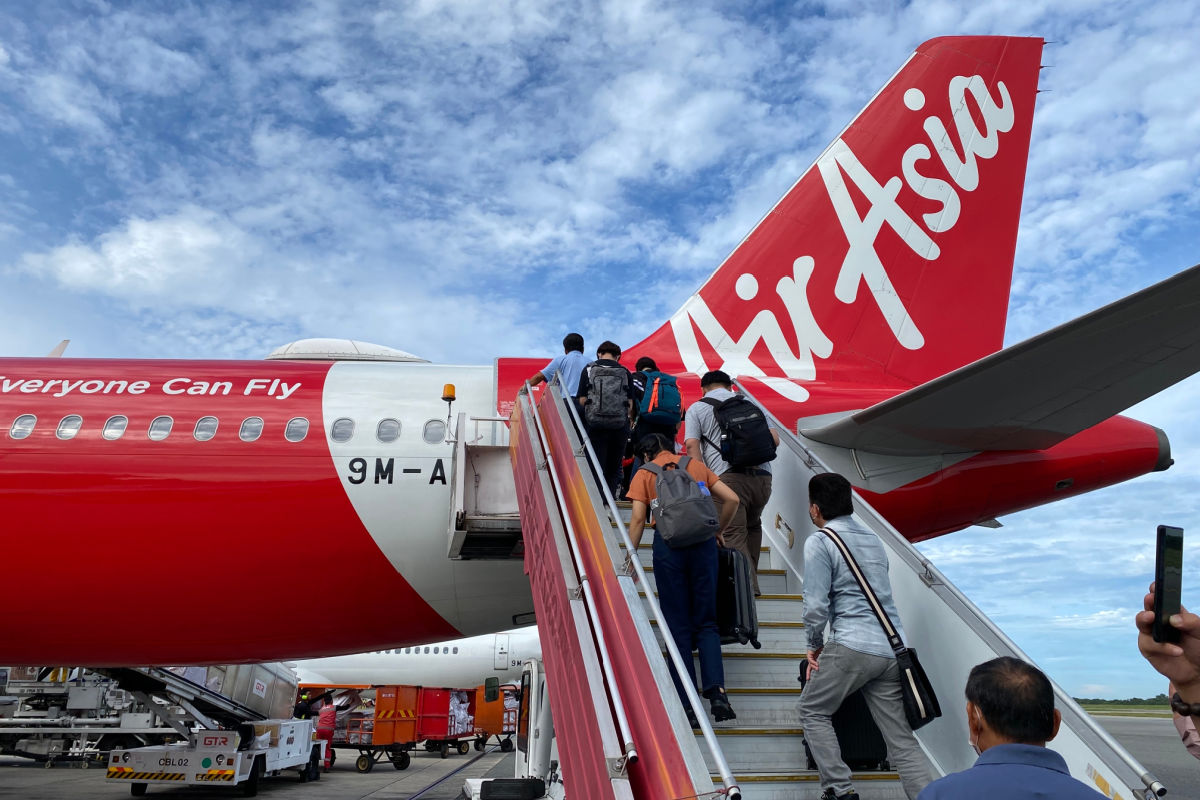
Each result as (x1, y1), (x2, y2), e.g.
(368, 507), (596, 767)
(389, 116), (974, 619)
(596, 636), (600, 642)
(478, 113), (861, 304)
(683, 370), (778, 595)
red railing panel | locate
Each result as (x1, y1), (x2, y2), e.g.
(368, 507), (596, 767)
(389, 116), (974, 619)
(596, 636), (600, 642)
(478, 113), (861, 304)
(538, 395), (697, 800)
(509, 401), (619, 799)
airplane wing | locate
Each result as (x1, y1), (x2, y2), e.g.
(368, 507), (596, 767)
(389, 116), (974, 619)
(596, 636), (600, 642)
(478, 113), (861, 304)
(802, 263), (1200, 456)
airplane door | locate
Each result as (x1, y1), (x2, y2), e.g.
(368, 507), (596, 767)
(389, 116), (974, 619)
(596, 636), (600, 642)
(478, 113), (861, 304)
(494, 634), (510, 670)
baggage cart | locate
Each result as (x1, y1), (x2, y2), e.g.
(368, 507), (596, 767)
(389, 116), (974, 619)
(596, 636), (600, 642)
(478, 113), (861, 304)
(417, 687), (475, 758)
(338, 685), (419, 773)
(472, 683), (519, 752)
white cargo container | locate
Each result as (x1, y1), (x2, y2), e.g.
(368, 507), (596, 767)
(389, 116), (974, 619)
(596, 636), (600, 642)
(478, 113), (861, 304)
(106, 719), (323, 797)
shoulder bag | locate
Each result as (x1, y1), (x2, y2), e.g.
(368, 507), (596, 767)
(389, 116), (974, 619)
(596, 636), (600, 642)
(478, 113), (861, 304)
(820, 526), (942, 730)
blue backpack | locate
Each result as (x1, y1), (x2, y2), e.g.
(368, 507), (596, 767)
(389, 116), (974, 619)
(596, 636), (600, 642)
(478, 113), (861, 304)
(637, 371), (682, 425)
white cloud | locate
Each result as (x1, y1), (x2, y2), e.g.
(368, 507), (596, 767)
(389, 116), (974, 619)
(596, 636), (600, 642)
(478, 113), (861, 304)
(18, 207), (255, 299)
(1049, 609), (1131, 630)
(25, 71), (118, 138)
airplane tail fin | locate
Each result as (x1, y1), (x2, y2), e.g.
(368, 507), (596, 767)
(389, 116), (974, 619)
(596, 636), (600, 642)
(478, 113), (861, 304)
(632, 36), (1045, 401)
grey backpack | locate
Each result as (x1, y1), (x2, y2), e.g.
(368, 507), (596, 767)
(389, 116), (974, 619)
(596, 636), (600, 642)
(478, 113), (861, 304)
(643, 456), (720, 548)
(583, 362), (630, 430)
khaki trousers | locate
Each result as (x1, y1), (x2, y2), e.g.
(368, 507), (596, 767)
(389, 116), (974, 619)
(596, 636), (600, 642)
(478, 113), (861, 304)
(713, 471), (771, 595)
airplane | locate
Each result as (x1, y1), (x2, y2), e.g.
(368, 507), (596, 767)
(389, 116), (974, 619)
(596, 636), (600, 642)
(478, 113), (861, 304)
(1, 35), (1198, 666)
(291, 629), (541, 689)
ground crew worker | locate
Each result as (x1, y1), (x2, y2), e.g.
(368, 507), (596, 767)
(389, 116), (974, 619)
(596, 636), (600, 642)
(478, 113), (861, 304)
(315, 698), (337, 769)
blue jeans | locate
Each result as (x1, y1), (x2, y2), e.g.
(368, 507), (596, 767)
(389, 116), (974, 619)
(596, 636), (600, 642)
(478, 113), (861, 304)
(652, 533), (724, 711)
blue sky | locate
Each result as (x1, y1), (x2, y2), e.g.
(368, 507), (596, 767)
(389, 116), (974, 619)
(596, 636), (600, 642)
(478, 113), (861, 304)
(2, 1), (1198, 698)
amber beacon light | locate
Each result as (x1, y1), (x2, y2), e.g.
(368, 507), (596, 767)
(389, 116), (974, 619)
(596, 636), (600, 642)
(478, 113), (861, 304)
(441, 384), (456, 402)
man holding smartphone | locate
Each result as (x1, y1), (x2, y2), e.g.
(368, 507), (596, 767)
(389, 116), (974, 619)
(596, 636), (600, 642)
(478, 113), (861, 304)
(1136, 585), (1200, 760)
(1136, 524), (1200, 759)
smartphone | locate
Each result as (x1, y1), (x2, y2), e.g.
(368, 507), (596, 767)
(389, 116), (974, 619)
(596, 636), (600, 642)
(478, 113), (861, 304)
(1153, 525), (1184, 644)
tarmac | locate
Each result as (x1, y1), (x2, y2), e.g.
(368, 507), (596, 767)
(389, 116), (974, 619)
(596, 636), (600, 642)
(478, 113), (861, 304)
(0, 744), (514, 799)
(0, 716), (1194, 799)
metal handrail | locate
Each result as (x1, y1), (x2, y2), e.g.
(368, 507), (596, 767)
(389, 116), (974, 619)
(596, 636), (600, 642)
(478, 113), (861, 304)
(737, 379), (1166, 800)
(520, 384), (639, 767)
(554, 376), (741, 799)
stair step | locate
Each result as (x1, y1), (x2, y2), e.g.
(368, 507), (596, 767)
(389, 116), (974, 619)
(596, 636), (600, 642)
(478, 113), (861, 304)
(641, 591), (804, 622)
(648, 619), (805, 654)
(718, 771), (905, 800)
(710, 687), (805, 726)
(695, 726), (805, 773)
(677, 651), (807, 688)
(642, 566), (790, 595)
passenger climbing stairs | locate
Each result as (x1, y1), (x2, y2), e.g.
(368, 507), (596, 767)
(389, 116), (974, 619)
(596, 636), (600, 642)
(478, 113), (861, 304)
(508, 380), (1167, 800)
(626, 518), (906, 799)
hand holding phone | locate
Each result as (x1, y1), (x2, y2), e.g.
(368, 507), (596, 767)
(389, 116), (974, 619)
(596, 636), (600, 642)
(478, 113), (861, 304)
(1154, 525), (1185, 644)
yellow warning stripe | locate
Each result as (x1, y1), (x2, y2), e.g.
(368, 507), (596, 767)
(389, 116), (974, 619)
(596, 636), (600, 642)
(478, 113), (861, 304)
(195, 770), (236, 782)
(106, 769), (186, 780)
(377, 708), (416, 719)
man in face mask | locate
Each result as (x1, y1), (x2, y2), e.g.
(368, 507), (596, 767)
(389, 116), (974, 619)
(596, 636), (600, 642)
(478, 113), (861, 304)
(917, 657), (1107, 799)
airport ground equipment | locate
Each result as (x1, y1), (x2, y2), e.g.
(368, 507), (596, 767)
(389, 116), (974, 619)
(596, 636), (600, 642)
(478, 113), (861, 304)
(319, 683), (475, 772)
(417, 686), (476, 758)
(97, 664), (323, 795)
(105, 719), (322, 796)
(335, 684), (419, 773)
(0, 667), (180, 766)
(472, 681), (518, 752)
(467, 378), (1170, 799)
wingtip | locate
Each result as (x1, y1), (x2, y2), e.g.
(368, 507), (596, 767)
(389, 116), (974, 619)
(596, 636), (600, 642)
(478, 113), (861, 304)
(1152, 426), (1173, 472)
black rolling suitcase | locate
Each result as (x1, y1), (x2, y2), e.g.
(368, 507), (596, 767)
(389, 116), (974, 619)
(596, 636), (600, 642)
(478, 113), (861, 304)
(798, 658), (889, 771)
(716, 546), (761, 648)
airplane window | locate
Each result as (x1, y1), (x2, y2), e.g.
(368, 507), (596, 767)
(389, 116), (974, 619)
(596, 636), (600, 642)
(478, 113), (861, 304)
(453, 647), (459, 654)
(56, 415), (83, 440)
(377, 418), (401, 443)
(194, 416), (218, 441)
(239, 417), (264, 442)
(102, 416), (129, 440)
(285, 417), (309, 442)
(330, 417), (354, 443)
(424, 647), (430, 654)
(9, 414), (36, 440)
(422, 419), (446, 444)
(433, 647), (440, 654)
(148, 416), (173, 441)
(405, 648), (412, 654)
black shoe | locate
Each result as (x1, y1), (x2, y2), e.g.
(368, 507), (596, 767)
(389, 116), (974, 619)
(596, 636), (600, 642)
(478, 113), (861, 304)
(708, 691), (736, 722)
(821, 791), (860, 800)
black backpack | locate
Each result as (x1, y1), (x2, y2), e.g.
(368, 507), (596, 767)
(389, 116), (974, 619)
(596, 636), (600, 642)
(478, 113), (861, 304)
(700, 395), (777, 467)
(583, 362), (630, 430)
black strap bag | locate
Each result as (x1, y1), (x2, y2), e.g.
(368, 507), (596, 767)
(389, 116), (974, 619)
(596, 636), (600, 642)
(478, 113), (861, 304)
(820, 526), (942, 730)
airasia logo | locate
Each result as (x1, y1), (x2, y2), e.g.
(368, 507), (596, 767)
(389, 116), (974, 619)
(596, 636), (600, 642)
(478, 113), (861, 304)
(671, 73), (1014, 401)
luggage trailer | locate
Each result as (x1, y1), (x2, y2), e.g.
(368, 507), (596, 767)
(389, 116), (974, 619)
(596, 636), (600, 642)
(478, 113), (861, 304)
(315, 683), (477, 773)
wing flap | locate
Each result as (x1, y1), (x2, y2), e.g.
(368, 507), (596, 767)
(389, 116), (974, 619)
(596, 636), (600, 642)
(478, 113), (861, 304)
(802, 263), (1200, 455)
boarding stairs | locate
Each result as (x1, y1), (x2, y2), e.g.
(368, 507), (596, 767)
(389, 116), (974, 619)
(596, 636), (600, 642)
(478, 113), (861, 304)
(508, 381), (1167, 800)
